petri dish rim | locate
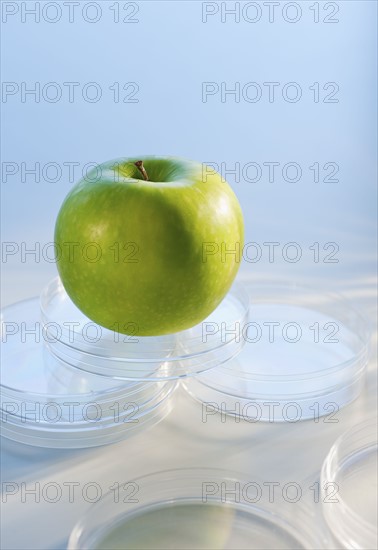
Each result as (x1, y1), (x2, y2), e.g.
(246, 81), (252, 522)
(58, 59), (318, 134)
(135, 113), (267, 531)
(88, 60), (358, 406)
(0, 297), (157, 401)
(235, 280), (370, 379)
(320, 417), (378, 548)
(38, 277), (250, 380)
(40, 277), (250, 351)
(67, 467), (321, 550)
(0, 297), (178, 448)
(1, 381), (177, 448)
(182, 280), (370, 421)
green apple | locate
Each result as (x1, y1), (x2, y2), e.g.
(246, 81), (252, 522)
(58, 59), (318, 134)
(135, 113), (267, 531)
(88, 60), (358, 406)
(54, 157), (244, 336)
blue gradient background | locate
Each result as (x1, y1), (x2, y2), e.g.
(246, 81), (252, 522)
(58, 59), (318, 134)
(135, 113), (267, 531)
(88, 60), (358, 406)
(1, 0), (377, 304)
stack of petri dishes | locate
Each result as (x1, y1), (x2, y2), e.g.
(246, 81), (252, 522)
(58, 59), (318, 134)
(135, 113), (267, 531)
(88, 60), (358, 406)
(0, 276), (370, 443)
(1, 276), (375, 549)
(183, 280), (370, 423)
(0, 277), (248, 449)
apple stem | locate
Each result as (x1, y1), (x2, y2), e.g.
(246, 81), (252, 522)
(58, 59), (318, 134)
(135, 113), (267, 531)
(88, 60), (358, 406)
(134, 160), (149, 181)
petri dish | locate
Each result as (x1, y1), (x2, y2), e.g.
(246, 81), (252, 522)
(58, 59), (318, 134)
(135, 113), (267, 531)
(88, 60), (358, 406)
(321, 417), (378, 549)
(0, 297), (176, 448)
(183, 281), (370, 422)
(40, 277), (249, 380)
(68, 468), (322, 550)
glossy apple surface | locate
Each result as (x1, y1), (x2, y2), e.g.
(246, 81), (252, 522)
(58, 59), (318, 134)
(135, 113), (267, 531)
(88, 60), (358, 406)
(54, 157), (244, 336)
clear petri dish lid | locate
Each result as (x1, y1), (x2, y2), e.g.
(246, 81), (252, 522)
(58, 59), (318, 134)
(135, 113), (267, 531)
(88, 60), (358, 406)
(321, 417), (378, 549)
(39, 277), (249, 380)
(68, 468), (323, 550)
(0, 297), (176, 449)
(183, 280), (370, 422)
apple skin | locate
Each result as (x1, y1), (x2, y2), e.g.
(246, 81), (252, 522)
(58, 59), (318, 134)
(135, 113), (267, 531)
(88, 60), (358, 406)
(54, 157), (244, 336)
